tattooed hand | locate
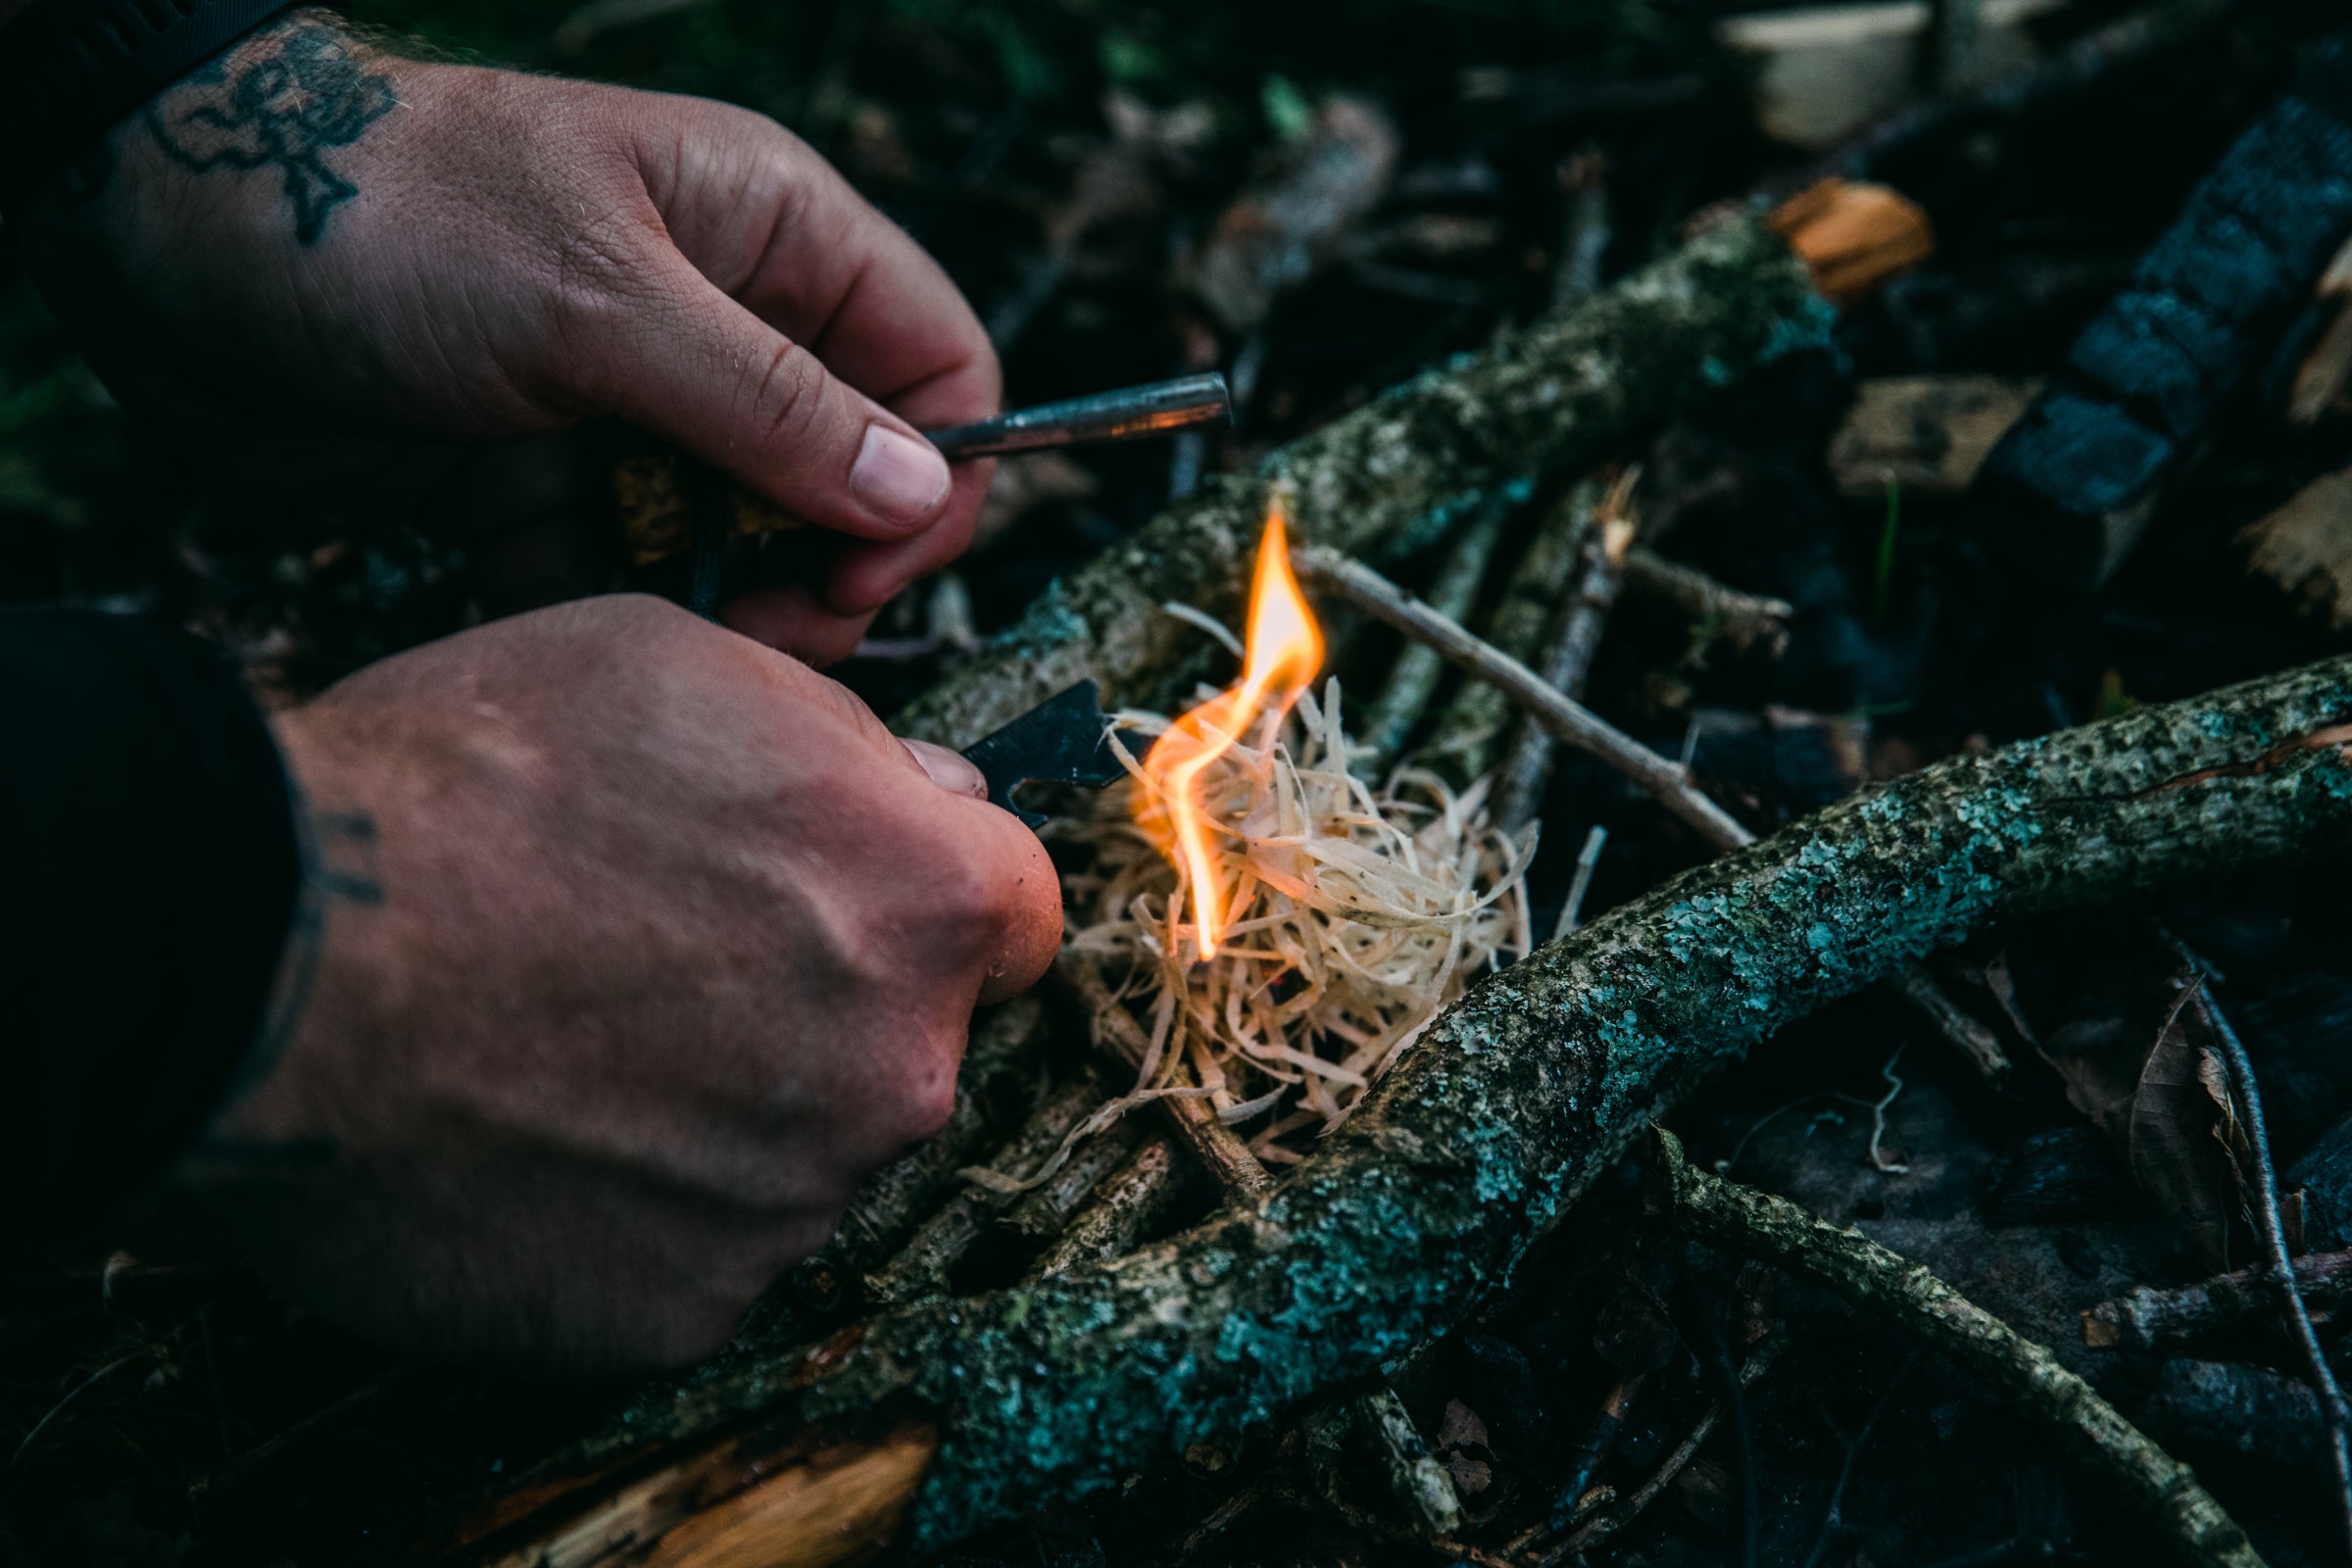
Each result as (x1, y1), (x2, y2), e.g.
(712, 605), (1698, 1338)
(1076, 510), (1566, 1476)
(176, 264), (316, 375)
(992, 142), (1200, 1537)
(16, 10), (998, 663)
(178, 596), (1060, 1373)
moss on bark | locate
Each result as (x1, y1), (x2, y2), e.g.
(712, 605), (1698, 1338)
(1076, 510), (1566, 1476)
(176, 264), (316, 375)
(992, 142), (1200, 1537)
(534, 657), (2352, 1553)
(892, 219), (1828, 748)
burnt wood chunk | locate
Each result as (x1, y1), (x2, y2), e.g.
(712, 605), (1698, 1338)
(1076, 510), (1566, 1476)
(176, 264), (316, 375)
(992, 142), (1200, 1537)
(1975, 38), (2352, 587)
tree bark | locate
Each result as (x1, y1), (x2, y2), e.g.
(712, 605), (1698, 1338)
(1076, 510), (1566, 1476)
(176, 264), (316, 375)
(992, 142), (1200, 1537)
(891, 217), (1828, 748)
(466, 657), (2352, 1564)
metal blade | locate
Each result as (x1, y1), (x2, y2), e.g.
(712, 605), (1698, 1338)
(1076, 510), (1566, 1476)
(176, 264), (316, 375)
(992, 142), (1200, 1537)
(959, 680), (1126, 828)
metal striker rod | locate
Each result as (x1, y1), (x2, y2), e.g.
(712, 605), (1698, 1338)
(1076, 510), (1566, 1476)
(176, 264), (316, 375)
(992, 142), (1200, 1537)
(923, 371), (1233, 460)
(686, 373), (1233, 612)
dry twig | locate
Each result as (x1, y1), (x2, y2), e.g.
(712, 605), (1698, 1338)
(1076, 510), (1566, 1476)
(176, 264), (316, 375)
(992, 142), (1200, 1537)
(2173, 950), (2352, 1560)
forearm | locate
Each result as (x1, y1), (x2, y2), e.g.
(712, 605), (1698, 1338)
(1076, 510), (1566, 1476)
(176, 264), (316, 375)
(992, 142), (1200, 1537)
(0, 611), (301, 1239)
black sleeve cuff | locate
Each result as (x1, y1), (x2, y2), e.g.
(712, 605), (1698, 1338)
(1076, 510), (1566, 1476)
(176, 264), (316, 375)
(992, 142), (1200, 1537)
(0, 609), (301, 1239)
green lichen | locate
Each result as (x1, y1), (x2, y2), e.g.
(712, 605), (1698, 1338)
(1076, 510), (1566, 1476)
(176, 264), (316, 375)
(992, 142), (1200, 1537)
(525, 660), (2352, 1555)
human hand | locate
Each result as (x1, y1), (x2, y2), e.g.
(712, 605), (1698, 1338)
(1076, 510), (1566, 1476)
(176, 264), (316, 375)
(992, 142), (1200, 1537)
(174, 596), (1058, 1374)
(16, 10), (998, 664)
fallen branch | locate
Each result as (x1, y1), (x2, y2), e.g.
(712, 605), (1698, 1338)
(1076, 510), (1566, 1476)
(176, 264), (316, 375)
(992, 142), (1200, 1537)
(2083, 1249), (2352, 1350)
(1645, 1128), (2263, 1568)
(1425, 483), (1592, 785)
(891, 217), (1829, 749)
(1028, 1134), (1186, 1278)
(1293, 544), (1749, 847)
(468, 655), (2352, 1562)
(1299, 541), (2014, 1085)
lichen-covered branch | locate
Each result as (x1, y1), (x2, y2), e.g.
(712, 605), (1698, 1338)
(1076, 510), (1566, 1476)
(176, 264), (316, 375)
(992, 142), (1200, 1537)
(479, 656), (2352, 1562)
(1645, 1128), (2263, 1568)
(1028, 1134), (1187, 1278)
(1620, 547), (1793, 660)
(892, 218), (1828, 748)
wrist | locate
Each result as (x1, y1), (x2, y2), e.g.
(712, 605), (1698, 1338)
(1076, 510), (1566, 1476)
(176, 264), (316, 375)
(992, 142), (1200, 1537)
(0, 0), (315, 214)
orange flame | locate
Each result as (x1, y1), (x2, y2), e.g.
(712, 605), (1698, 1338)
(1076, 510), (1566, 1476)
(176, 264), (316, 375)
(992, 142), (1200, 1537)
(1138, 495), (1325, 959)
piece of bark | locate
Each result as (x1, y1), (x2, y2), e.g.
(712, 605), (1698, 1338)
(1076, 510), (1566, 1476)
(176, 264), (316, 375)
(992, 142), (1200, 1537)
(890, 217), (1831, 751)
(1027, 1134), (1186, 1278)
(470, 656), (2352, 1560)
(1827, 374), (2040, 498)
(1647, 1130), (2263, 1568)
(1974, 39), (2352, 588)
(2086, 1250), (2352, 1349)
(1762, 178), (1937, 306)
(2286, 236), (2352, 423)
(2242, 467), (2352, 630)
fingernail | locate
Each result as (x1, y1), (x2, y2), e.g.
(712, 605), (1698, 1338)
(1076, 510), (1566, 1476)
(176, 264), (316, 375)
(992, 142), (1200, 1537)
(851, 425), (951, 529)
(902, 738), (987, 799)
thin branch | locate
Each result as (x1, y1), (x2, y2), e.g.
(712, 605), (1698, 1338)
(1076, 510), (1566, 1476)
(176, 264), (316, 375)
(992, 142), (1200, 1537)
(1293, 545), (1750, 848)
(1647, 1128), (2267, 1568)
(2173, 945), (2352, 1562)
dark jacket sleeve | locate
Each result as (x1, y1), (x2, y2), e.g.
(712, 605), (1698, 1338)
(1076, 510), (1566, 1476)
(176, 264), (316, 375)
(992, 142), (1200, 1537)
(1, 609), (301, 1239)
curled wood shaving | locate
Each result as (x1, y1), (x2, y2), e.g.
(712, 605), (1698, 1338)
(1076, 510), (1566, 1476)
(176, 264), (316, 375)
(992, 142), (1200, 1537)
(1056, 676), (1534, 1158)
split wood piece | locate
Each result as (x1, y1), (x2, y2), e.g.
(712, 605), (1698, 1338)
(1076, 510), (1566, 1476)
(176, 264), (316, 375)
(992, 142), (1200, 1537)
(1539, 1337), (1783, 1567)
(1360, 493), (1514, 772)
(2180, 967), (2352, 1555)
(890, 216), (1830, 751)
(2241, 467), (2352, 632)
(733, 998), (1044, 1352)
(1000, 1117), (1147, 1241)
(2288, 235), (2352, 424)
(1425, 484), (1593, 787)
(1491, 474), (1629, 832)
(1825, 374), (2039, 499)
(477, 655), (2352, 1555)
(468, 1419), (940, 1568)
(1619, 547), (1793, 660)
(860, 1070), (1107, 1308)
(1761, 179), (1935, 308)
(1646, 1127), (2263, 1568)
(1055, 951), (1275, 1204)
(1294, 545), (1749, 848)
(2084, 1248), (2352, 1350)
(1027, 1133), (1186, 1278)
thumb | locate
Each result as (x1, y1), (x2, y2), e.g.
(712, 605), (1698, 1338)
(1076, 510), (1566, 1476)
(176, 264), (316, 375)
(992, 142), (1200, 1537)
(598, 258), (954, 541)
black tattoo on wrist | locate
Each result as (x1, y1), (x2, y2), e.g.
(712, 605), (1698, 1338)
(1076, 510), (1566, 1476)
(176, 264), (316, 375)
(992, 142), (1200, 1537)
(142, 17), (396, 246)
